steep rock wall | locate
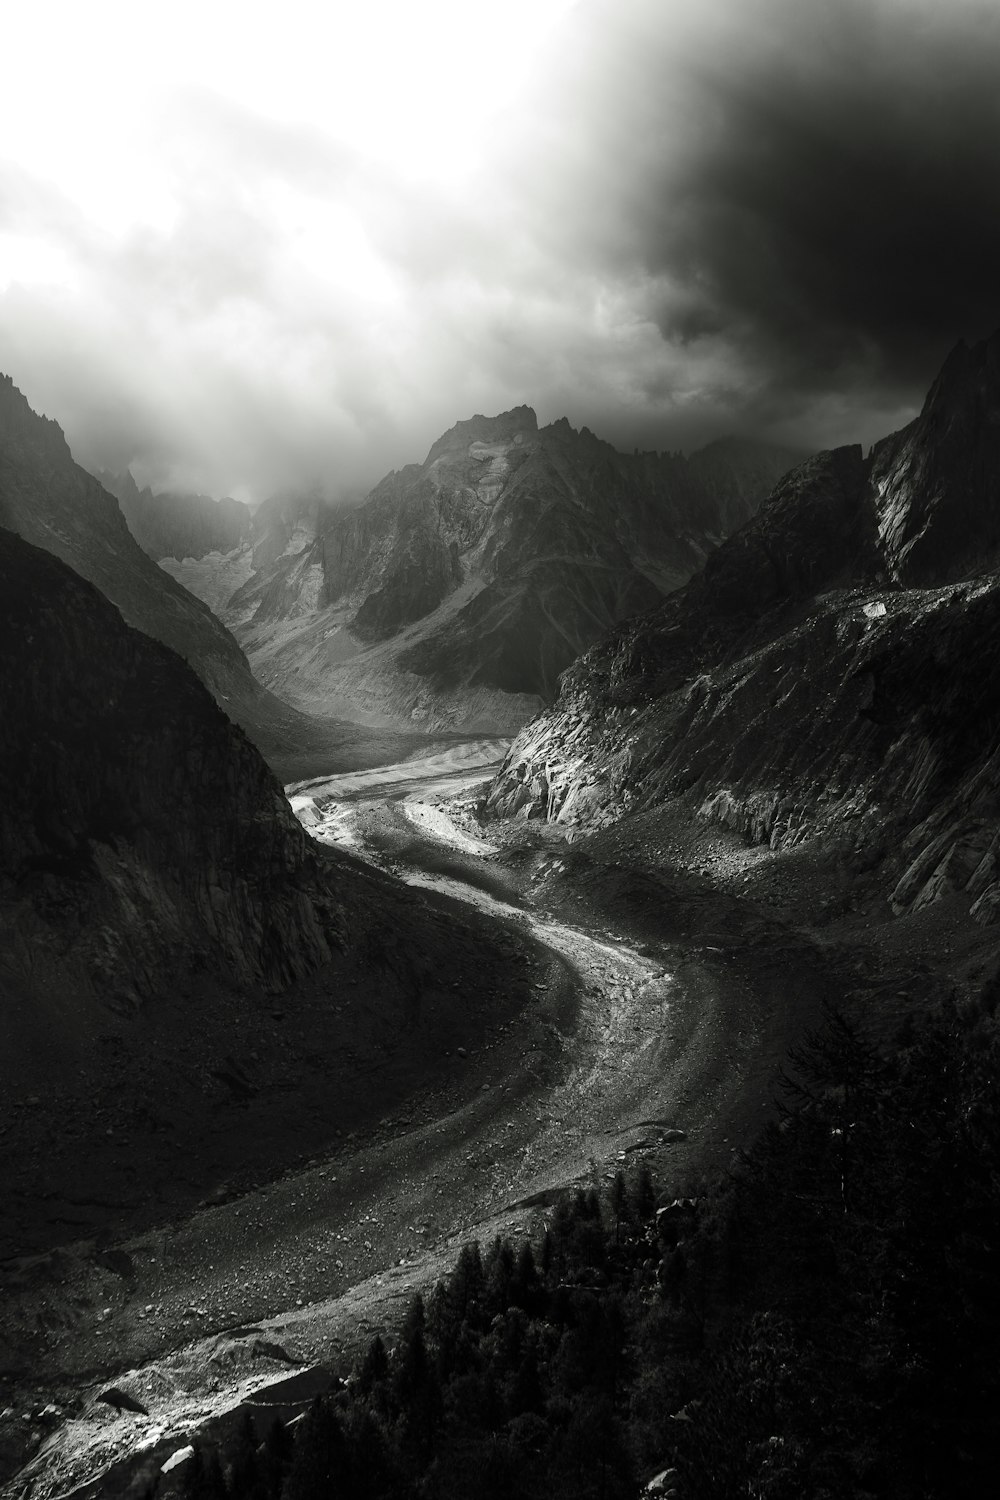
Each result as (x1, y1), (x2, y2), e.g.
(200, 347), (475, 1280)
(486, 333), (1000, 924)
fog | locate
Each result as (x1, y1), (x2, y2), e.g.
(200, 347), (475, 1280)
(2, 0), (998, 502)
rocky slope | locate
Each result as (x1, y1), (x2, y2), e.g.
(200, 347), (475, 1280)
(181, 410), (797, 732)
(0, 527), (339, 1017)
(0, 375), (413, 775)
(0, 376), (258, 706)
(486, 332), (1000, 928)
(96, 470), (252, 564)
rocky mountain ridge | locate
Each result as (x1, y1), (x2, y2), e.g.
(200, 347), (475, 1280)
(486, 333), (1000, 928)
(0, 375), (415, 777)
(178, 408), (799, 732)
(96, 469), (252, 563)
(0, 376), (254, 705)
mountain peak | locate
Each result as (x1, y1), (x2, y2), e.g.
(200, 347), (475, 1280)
(870, 327), (1000, 584)
(424, 406), (538, 465)
(0, 373), (72, 464)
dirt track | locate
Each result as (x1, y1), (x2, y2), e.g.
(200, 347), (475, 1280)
(4, 742), (785, 1499)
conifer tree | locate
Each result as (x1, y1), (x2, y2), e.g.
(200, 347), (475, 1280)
(228, 1408), (259, 1498)
(358, 1333), (389, 1396)
(610, 1170), (629, 1244)
(282, 1398), (347, 1500)
(260, 1415), (293, 1499)
(632, 1163), (657, 1225)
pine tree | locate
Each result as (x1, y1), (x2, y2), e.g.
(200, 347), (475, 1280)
(205, 1450), (228, 1499)
(228, 1408), (259, 1498)
(510, 1240), (541, 1313)
(258, 1416), (293, 1499)
(342, 1406), (396, 1500)
(610, 1170), (630, 1245)
(357, 1333), (389, 1396)
(282, 1398), (347, 1500)
(632, 1163), (657, 1225)
(180, 1439), (228, 1499)
(393, 1291), (442, 1464)
(485, 1235), (516, 1318)
(448, 1242), (486, 1328)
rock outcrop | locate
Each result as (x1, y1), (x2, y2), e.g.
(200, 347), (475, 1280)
(212, 408), (799, 731)
(486, 332), (1000, 925)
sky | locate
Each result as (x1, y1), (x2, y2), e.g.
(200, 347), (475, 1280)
(2, 0), (999, 503)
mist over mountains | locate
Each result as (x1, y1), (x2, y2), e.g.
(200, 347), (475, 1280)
(96, 470), (252, 564)
(129, 406), (798, 733)
(5, 2), (1000, 503)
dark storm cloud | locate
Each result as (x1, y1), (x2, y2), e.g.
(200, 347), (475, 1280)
(3, 0), (999, 497)
(522, 0), (1000, 450)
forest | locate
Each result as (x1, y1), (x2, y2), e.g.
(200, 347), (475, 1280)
(171, 996), (1000, 1499)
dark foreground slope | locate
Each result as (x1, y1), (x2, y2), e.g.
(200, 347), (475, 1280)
(487, 334), (1000, 929)
(0, 530), (532, 1260)
(0, 528), (337, 1013)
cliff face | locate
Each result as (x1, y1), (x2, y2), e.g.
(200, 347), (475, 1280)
(486, 333), (1000, 926)
(220, 408), (799, 731)
(97, 469), (252, 562)
(0, 527), (339, 1014)
(870, 334), (1000, 584)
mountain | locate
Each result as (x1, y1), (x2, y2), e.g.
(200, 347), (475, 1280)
(0, 375), (423, 777)
(0, 526), (530, 1257)
(0, 526), (336, 1015)
(177, 408), (799, 732)
(0, 375), (252, 700)
(486, 332), (1000, 927)
(96, 469), (252, 563)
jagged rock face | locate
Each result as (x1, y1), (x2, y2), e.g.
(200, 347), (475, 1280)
(97, 469), (252, 562)
(871, 334), (1000, 584)
(0, 528), (340, 1012)
(332, 412), (796, 694)
(218, 490), (327, 630)
(220, 407), (798, 730)
(486, 333), (1000, 925)
(322, 408), (542, 643)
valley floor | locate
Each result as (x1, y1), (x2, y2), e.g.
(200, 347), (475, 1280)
(3, 739), (993, 1498)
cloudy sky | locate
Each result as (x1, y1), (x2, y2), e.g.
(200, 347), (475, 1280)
(2, 0), (999, 502)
